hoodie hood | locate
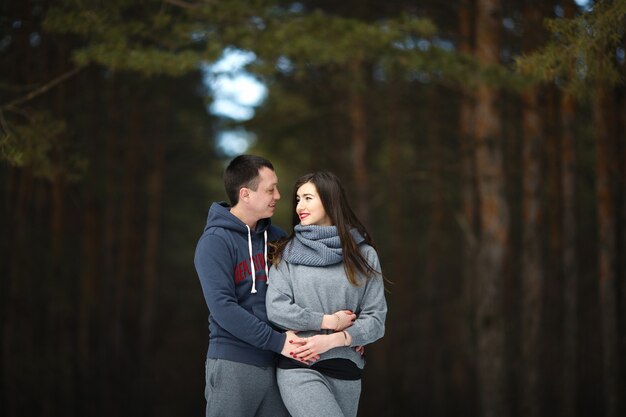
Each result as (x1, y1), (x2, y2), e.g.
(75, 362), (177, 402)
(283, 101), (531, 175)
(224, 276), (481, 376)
(204, 202), (272, 234)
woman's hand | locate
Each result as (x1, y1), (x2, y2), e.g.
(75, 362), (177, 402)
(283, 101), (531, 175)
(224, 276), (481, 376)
(321, 310), (356, 331)
(288, 333), (345, 363)
(282, 331), (322, 365)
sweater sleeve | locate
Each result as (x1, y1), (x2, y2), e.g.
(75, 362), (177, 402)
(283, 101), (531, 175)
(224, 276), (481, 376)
(345, 248), (387, 347)
(194, 233), (285, 353)
(266, 261), (324, 331)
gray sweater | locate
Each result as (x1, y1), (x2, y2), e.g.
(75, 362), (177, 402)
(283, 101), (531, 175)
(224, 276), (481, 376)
(266, 225), (387, 369)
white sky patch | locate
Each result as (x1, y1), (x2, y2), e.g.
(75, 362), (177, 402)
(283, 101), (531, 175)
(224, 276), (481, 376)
(204, 48), (267, 122)
(210, 49), (255, 72)
(216, 129), (257, 156)
(203, 48), (268, 156)
(210, 100), (255, 121)
(211, 74), (267, 107)
(574, 0), (592, 9)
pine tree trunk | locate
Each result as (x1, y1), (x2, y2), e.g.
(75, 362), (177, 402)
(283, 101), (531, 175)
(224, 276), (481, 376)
(347, 60), (370, 226)
(141, 139), (163, 354)
(78, 68), (102, 415)
(364, 72), (402, 415)
(520, 84), (544, 417)
(520, 1), (544, 417)
(619, 37), (626, 416)
(134, 128), (164, 416)
(50, 175), (65, 267)
(100, 78), (119, 417)
(458, 1), (479, 414)
(520, 4), (546, 413)
(560, 89), (578, 417)
(474, 1), (509, 417)
(426, 85), (446, 416)
(594, 86), (620, 417)
(2, 169), (33, 417)
(2, 2), (42, 414)
(559, 8), (579, 417)
(79, 175), (99, 413)
(114, 90), (145, 415)
(540, 90), (564, 417)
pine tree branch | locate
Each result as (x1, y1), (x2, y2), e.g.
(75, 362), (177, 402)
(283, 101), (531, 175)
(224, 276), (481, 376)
(0, 108), (10, 136)
(0, 66), (84, 110)
(163, 0), (203, 9)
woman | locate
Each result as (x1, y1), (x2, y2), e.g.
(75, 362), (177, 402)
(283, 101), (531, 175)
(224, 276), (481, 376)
(266, 171), (387, 417)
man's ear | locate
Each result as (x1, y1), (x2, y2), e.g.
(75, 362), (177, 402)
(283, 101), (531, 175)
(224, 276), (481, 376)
(239, 187), (249, 202)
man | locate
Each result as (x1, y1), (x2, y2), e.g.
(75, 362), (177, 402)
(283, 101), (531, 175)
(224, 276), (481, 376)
(194, 155), (295, 417)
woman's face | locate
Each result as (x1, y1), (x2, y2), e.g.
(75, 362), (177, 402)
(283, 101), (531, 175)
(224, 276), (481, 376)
(295, 182), (332, 226)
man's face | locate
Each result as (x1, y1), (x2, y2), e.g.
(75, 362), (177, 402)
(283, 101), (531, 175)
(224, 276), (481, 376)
(246, 167), (281, 220)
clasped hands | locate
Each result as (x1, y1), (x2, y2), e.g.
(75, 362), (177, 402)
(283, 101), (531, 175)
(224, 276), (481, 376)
(281, 310), (363, 364)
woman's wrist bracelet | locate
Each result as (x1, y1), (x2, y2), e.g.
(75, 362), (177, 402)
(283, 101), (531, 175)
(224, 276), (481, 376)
(342, 331), (350, 346)
(333, 313), (340, 331)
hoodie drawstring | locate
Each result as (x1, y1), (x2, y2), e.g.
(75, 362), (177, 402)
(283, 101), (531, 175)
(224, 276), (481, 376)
(246, 226), (269, 294)
(263, 231), (268, 277)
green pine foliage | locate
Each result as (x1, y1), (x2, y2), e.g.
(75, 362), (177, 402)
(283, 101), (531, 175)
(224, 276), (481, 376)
(516, 0), (626, 96)
(43, 0), (223, 75)
(40, 0), (504, 87)
(0, 110), (86, 180)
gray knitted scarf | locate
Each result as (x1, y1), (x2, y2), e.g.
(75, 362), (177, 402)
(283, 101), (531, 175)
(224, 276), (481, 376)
(283, 224), (364, 266)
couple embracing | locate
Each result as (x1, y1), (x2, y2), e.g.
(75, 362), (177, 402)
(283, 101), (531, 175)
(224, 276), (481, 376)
(194, 155), (387, 417)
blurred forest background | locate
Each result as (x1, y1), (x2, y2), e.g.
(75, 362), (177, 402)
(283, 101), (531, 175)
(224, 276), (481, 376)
(1, 1), (625, 416)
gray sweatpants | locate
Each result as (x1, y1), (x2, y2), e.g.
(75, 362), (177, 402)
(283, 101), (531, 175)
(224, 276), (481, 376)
(277, 367), (361, 417)
(205, 358), (290, 417)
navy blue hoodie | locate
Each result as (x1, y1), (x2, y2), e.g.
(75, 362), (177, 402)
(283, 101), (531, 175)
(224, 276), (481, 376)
(194, 202), (287, 367)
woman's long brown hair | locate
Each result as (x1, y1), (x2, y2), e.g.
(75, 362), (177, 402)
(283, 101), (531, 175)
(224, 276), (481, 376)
(271, 171), (379, 286)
